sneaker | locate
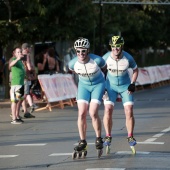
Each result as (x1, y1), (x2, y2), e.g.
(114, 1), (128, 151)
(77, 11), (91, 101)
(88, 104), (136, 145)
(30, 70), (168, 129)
(16, 118), (24, 123)
(24, 112), (35, 118)
(11, 119), (22, 124)
(19, 115), (22, 119)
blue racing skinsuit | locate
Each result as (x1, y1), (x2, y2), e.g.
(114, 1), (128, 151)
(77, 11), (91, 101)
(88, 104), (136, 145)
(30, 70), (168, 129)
(68, 54), (106, 104)
(103, 51), (137, 106)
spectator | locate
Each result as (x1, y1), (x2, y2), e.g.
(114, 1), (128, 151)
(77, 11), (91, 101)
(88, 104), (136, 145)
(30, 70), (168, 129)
(9, 47), (25, 124)
(47, 47), (60, 74)
(35, 50), (48, 75)
(21, 43), (36, 118)
(35, 48), (60, 102)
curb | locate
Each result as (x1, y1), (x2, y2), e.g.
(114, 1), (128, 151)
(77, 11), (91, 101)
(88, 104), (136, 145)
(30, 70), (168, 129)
(0, 99), (46, 108)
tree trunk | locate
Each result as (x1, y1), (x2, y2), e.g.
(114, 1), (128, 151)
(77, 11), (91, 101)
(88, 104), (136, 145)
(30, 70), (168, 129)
(4, 43), (13, 99)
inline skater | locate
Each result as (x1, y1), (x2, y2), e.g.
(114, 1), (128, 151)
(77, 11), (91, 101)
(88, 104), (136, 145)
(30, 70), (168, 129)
(68, 37), (107, 159)
(102, 35), (138, 154)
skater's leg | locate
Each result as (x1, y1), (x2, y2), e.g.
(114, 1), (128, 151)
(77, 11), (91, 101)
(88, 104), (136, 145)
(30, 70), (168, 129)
(89, 102), (102, 138)
(103, 104), (113, 153)
(77, 102), (88, 140)
(103, 104), (113, 137)
(123, 104), (136, 154)
(124, 104), (135, 137)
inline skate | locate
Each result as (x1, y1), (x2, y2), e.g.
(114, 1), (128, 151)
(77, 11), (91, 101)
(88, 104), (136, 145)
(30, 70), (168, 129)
(95, 137), (103, 158)
(127, 136), (137, 154)
(103, 136), (112, 154)
(72, 140), (87, 159)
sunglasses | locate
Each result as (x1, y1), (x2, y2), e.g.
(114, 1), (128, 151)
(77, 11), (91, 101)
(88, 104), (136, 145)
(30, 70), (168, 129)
(76, 49), (87, 54)
(111, 44), (122, 48)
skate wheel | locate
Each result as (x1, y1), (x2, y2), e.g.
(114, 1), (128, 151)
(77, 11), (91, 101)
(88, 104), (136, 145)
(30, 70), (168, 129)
(84, 150), (87, 156)
(81, 152), (85, 158)
(76, 152), (81, 159)
(97, 149), (103, 158)
(130, 146), (136, 154)
(106, 146), (110, 155)
(81, 151), (87, 158)
(72, 151), (77, 159)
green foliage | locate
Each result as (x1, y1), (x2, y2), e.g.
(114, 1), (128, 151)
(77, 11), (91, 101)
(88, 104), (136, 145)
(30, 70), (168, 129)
(0, 0), (96, 46)
(0, 0), (170, 64)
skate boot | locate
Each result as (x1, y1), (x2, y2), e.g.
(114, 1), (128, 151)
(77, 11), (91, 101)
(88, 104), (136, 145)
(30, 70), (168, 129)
(103, 136), (112, 154)
(127, 136), (137, 154)
(95, 137), (103, 158)
(72, 140), (87, 159)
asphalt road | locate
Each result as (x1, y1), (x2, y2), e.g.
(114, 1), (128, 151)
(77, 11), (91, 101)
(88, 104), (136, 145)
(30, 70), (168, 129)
(0, 85), (170, 170)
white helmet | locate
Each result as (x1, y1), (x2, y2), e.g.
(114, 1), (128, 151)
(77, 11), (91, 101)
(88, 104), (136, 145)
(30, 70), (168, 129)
(74, 37), (90, 49)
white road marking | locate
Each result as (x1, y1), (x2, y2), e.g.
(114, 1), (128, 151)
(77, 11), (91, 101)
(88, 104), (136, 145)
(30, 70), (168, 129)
(49, 153), (72, 156)
(137, 142), (164, 144)
(153, 133), (164, 138)
(161, 126), (170, 132)
(116, 151), (150, 155)
(144, 138), (157, 142)
(15, 143), (47, 146)
(143, 126), (170, 144)
(86, 169), (125, 170)
(0, 155), (18, 158)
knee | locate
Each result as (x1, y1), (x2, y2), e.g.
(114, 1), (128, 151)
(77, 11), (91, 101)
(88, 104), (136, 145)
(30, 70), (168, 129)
(104, 106), (113, 116)
(78, 111), (86, 120)
(89, 112), (98, 120)
(125, 109), (133, 118)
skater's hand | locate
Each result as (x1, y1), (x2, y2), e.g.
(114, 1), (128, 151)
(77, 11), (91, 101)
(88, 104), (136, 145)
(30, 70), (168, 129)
(128, 83), (135, 94)
(102, 91), (109, 101)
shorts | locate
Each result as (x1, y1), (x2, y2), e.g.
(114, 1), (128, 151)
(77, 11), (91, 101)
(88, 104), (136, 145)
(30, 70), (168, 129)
(11, 85), (24, 102)
(104, 79), (134, 106)
(77, 81), (105, 105)
(24, 80), (31, 95)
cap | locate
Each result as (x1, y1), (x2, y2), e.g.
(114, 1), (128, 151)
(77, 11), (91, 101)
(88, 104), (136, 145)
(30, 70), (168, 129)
(22, 43), (30, 49)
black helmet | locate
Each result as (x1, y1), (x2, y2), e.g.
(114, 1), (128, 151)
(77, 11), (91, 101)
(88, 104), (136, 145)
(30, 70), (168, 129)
(109, 36), (124, 46)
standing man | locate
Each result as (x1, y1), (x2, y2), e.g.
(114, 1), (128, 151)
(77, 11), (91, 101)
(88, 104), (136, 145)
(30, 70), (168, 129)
(21, 43), (36, 118)
(102, 35), (138, 154)
(9, 47), (25, 124)
(68, 37), (106, 158)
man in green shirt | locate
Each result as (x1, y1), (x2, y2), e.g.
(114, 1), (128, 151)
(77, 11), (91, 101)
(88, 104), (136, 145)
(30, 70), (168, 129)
(9, 47), (26, 124)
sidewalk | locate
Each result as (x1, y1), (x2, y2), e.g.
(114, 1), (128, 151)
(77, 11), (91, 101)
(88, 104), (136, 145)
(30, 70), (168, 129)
(0, 99), (11, 108)
(0, 99), (46, 108)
